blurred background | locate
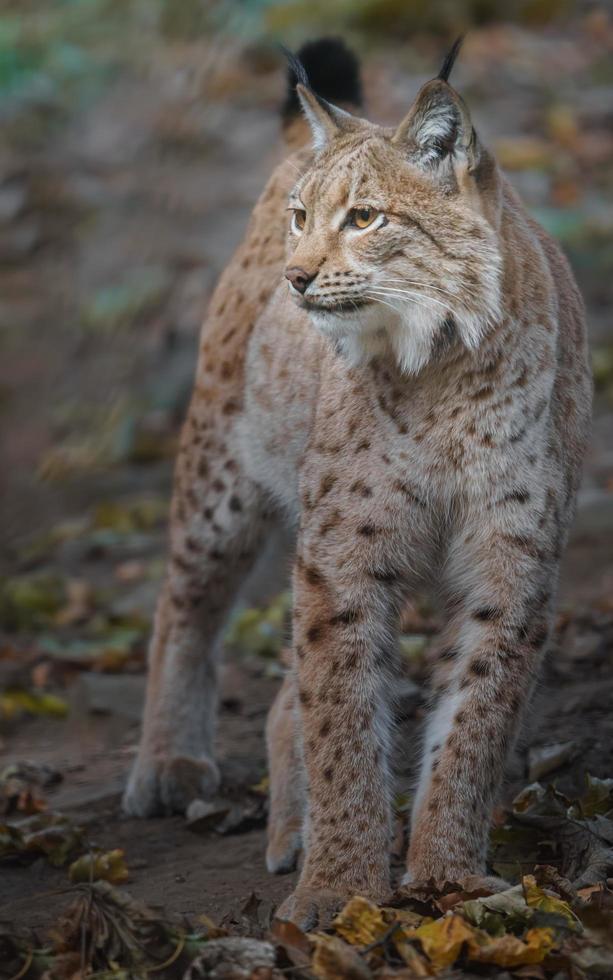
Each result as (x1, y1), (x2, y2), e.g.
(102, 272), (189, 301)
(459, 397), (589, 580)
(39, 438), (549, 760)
(0, 0), (612, 546)
(1, 0), (613, 942)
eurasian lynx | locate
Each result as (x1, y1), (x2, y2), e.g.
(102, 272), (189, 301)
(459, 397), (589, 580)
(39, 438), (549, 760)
(124, 38), (592, 928)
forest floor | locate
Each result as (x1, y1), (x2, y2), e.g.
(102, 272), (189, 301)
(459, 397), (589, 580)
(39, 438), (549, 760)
(1, 5), (613, 978)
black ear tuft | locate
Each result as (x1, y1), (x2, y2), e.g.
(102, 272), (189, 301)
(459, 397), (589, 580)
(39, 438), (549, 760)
(438, 35), (464, 84)
(281, 37), (363, 122)
(280, 45), (311, 91)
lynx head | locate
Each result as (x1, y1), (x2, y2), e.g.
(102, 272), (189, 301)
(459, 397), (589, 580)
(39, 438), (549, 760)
(284, 39), (503, 375)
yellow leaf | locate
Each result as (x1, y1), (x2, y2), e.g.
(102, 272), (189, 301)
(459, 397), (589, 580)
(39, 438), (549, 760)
(250, 775), (270, 796)
(69, 848), (129, 884)
(523, 875), (578, 927)
(413, 914), (477, 969)
(311, 933), (371, 980)
(468, 926), (555, 968)
(0, 690), (68, 719)
(333, 896), (388, 946)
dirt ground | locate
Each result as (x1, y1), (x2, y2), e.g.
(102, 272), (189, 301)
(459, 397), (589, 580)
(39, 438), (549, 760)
(1, 2), (613, 960)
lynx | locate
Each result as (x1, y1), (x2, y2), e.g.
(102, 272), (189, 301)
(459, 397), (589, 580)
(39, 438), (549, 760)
(123, 38), (592, 928)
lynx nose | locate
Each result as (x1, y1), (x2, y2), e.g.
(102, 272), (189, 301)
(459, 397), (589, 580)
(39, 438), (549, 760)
(285, 266), (316, 295)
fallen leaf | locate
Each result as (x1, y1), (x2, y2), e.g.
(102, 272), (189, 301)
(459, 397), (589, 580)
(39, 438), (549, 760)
(196, 912), (228, 939)
(522, 874), (578, 927)
(412, 914), (476, 969)
(69, 848), (129, 884)
(571, 775), (613, 818)
(333, 896), (388, 946)
(0, 573), (66, 631)
(50, 880), (180, 973)
(0, 689), (68, 720)
(271, 917), (312, 968)
(250, 775), (270, 796)
(311, 933), (372, 980)
(0, 811), (83, 866)
(468, 926), (556, 968)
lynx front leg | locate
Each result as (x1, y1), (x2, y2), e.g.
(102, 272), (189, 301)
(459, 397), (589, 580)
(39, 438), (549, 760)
(407, 520), (558, 885)
(276, 525), (404, 928)
(123, 413), (269, 817)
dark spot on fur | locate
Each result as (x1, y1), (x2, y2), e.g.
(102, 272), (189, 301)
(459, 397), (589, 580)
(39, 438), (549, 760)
(473, 606), (504, 622)
(304, 564), (324, 586)
(358, 523), (378, 537)
(472, 384), (494, 401)
(307, 624), (323, 643)
(501, 488), (530, 505)
(350, 479), (372, 497)
(470, 658), (491, 677)
(329, 608), (362, 626)
(319, 473), (337, 498)
(440, 647), (459, 662)
(393, 480), (426, 507)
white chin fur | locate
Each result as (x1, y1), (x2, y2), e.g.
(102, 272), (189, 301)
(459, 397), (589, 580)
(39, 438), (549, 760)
(307, 283), (501, 376)
(307, 300), (442, 375)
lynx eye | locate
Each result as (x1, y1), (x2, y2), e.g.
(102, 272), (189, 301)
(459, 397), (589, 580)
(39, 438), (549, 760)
(291, 209), (306, 233)
(350, 207), (379, 230)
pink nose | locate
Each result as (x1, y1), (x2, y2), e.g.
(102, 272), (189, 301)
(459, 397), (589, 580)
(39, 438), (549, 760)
(285, 266), (316, 294)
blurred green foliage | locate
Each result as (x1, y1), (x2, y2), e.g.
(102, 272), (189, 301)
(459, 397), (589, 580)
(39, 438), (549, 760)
(0, 0), (578, 109)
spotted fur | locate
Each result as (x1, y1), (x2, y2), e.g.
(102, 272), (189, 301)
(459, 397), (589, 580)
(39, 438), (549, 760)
(124, 43), (592, 929)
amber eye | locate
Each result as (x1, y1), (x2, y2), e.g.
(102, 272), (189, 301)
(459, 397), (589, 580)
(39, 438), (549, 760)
(351, 207), (378, 229)
(292, 209), (306, 232)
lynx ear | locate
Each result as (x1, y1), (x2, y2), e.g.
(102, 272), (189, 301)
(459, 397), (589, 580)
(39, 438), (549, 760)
(296, 83), (358, 152)
(392, 37), (479, 175)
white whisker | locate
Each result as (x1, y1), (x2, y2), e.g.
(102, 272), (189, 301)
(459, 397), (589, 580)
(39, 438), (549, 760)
(370, 286), (451, 313)
(379, 278), (460, 301)
(368, 288), (463, 324)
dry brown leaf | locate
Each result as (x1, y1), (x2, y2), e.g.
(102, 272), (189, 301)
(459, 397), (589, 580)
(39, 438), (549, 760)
(311, 933), (372, 980)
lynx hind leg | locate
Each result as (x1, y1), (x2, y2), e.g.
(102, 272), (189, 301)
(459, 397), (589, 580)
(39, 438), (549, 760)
(123, 415), (270, 817)
(266, 671), (305, 873)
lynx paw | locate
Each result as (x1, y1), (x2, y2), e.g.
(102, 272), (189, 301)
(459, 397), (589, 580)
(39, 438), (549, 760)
(123, 753), (220, 817)
(274, 886), (349, 931)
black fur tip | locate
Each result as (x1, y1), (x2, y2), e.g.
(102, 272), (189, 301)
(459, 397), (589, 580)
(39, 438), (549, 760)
(438, 35), (464, 84)
(282, 37), (362, 121)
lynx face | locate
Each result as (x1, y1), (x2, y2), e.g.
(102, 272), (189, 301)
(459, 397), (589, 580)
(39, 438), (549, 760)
(285, 90), (503, 374)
